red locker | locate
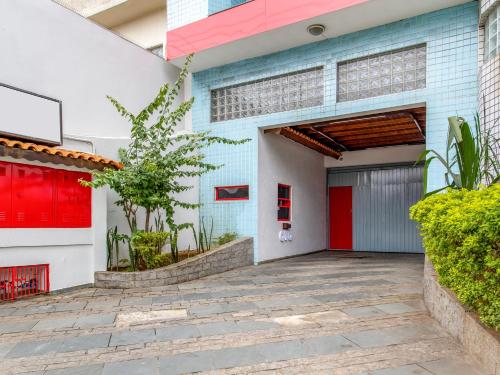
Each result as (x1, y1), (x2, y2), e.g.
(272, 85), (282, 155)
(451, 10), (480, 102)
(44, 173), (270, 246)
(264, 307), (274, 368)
(0, 162), (12, 227)
(12, 164), (55, 227)
(56, 170), (91, 228)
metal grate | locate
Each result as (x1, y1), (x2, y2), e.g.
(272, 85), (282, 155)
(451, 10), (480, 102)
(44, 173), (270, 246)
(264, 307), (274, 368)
(0, 264), (50, 301)
(210, 67), (324, 122)
(337, 44), (427, 102)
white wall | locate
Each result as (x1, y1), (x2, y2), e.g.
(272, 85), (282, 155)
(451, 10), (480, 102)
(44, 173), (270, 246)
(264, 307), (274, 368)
(258, 131), (327, 262)
(0, 157), (107, 291)
(324, 144), (425, 168)
(0, 0), (183, 139)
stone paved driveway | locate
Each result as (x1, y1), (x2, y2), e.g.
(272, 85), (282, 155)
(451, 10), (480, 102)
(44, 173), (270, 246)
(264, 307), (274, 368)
(0, 252), (487, 375)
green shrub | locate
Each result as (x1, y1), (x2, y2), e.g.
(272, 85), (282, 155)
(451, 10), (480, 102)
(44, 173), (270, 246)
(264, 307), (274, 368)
(131, 231), (171, 270)
(217, 232), (238, 246)
(410, 185), (500, 329)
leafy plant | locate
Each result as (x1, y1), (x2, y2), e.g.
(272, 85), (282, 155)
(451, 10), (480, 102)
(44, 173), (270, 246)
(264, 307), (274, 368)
(106, 226), (128, 271)
(200, 216), (213, 252)
(131, 231), (171, 270)
(191, 217), (214, 253)
(417, 115), (499, 196)
(410, 185), (500, 329)
(106, 227), (115, 271)
(217, 232), (237, 246)
(126, 237), (138, 272)
(83, 55), (249, 268)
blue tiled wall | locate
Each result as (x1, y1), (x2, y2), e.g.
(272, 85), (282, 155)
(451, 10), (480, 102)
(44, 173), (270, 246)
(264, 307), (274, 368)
(191, 2), (479, 261)
(209, 0), (247, 15)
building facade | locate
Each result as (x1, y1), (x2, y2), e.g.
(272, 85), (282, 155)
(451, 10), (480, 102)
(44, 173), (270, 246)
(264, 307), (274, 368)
(165, 0), (495, 263)
(0, 0), (184, 291)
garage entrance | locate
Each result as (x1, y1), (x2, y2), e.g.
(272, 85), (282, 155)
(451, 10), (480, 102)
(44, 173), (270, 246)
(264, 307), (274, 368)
(328, 164), (423, 253)
(263, 104), (426, 256)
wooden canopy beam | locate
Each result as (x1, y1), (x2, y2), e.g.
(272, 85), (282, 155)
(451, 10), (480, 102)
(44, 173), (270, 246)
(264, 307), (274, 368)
(278, 127), (342, 159)
(309, 127), (348, 151)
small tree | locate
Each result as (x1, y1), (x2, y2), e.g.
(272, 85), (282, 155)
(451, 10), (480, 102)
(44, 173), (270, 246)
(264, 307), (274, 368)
(84, 55), (249, 264)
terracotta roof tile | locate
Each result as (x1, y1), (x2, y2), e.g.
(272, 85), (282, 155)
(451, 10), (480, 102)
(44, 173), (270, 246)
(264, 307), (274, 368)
(0, 137), (123, 169)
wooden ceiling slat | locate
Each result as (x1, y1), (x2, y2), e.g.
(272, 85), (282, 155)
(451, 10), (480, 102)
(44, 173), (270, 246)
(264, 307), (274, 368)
(322, 123), (416, 137)
(348, 142), (423, 150)
(344, 135), (424, 147)
(348, 141), (423, 150)
(334, 129), (421, 141)
(303, 117), (412, 132)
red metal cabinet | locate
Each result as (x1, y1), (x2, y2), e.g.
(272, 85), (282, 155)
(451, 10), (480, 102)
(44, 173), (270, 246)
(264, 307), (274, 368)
(0, 161), (92, 228)
(12, 164), (55, 227)
(56, 170), (91, 228)
(0, 162), (12, 227)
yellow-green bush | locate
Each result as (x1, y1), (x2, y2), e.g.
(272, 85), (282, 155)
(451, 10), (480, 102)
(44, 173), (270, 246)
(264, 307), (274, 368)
(131, 231), (171, 270)
(410, 185), (500, 329)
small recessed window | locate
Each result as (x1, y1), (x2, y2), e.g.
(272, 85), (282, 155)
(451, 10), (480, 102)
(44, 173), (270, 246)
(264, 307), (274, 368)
(277, 184), (291, 221)
(215, 185), (249, 201)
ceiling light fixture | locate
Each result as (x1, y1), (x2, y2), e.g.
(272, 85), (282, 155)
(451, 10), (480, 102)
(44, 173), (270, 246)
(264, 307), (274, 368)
(307, 24), (326, 36)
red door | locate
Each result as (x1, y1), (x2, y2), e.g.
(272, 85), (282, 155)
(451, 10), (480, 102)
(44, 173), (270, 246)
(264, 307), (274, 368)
(329, 186), (353, 250)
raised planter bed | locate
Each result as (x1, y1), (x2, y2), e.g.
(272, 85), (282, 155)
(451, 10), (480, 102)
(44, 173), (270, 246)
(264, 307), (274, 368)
(95, 237), (253, 289)
(423, 257), (500, 374)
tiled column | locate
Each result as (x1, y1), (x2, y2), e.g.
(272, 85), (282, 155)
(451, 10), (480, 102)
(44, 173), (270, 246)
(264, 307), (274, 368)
(479, 0), (500, 156)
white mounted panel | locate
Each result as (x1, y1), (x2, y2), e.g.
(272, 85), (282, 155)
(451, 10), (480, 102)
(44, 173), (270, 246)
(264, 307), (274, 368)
(0, 83), (62, 145)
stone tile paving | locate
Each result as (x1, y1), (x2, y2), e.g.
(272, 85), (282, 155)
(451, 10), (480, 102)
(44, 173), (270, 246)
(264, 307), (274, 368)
(0, 251), (487, 374)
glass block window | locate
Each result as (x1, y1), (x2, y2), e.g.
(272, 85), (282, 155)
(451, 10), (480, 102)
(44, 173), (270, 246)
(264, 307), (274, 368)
(337, 44), (426, 102)
(210, 67), (324, 122)
(486, 5), (500, 60)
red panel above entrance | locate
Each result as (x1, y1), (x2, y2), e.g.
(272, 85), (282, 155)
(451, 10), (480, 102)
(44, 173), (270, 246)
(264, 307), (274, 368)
(329, 186), (353, 250)
(166, 0), (368, 61)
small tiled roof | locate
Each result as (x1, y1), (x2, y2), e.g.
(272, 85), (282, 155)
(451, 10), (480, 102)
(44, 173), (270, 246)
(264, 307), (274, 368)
(0, 137), (123, 169)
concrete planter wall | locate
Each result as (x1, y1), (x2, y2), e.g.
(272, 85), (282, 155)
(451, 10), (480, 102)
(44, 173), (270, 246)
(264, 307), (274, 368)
(423, 257), (500, 374)
(95, 237), (253, 289)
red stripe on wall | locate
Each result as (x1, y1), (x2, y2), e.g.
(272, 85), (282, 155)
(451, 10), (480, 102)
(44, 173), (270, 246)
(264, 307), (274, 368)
(167, 0), (369, 60)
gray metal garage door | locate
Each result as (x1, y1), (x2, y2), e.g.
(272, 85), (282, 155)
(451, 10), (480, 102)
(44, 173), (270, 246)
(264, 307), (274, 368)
(328, 163), (423, 253)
